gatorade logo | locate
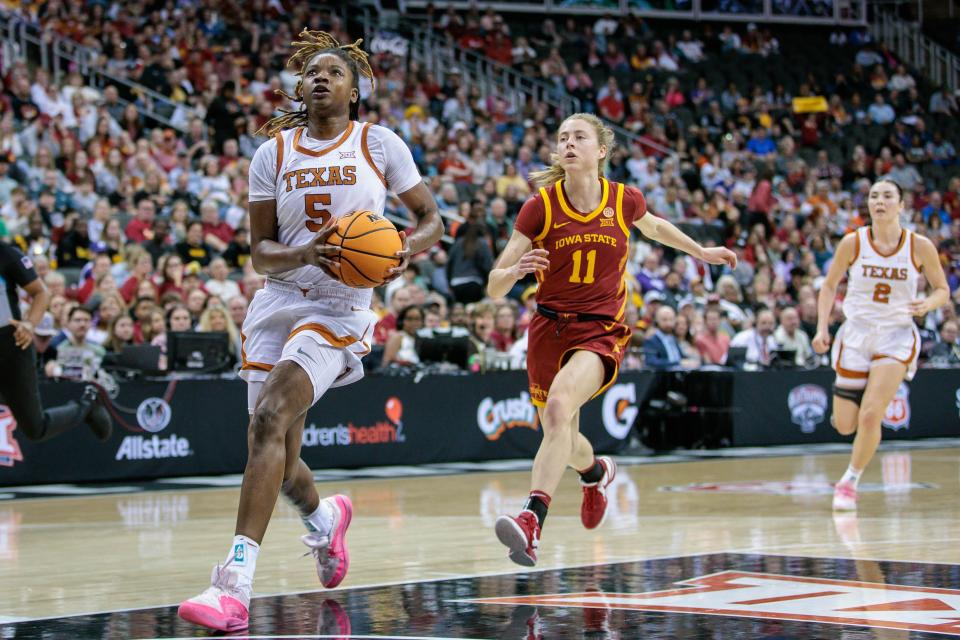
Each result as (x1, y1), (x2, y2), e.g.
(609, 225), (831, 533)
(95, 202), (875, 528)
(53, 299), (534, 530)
(601, 383), (638, 440)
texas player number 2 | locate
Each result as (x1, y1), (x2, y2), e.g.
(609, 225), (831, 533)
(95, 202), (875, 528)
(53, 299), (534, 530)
(304, 194), (332, 232)
(569, 249), (596, 284)
(872, 282), (891, 304)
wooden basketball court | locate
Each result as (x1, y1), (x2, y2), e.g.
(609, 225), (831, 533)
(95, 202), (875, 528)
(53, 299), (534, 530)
(1, 444), (959, 638)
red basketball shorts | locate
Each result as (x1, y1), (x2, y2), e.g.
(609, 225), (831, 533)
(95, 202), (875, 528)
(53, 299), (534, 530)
(526, 313), (631, 408)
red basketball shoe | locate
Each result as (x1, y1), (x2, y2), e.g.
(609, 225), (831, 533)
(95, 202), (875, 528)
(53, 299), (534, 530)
(580, 456), (616, 529)
(495, 510), (540, 567)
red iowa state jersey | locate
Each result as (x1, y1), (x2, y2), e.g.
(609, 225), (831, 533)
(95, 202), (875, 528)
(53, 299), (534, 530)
(514, 178), (646, 321)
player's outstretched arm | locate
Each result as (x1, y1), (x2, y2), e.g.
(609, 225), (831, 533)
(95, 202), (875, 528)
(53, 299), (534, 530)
(909, 234), (950, 317)
(249, 199), (340, 275)
(486, 230), (549, 298)
(812, 233), (856, 354)
(633, 213), (737, 267)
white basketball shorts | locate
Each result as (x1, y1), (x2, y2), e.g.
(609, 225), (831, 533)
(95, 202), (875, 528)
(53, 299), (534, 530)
(239, 278), (378, 412)
(831, 320), (920, 389)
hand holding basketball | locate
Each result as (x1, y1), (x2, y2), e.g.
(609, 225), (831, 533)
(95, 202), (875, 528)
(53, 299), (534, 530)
(299, 216), (342, 279)
(812, 330), (831, 354)
(512, 248), (550, 278)
(382, 231), (410, 283)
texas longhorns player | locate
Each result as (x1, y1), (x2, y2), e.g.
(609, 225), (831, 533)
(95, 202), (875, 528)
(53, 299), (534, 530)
(813, 178), (948, 511)
(487, 112), (736, 566)
(178, 32), (441, 632)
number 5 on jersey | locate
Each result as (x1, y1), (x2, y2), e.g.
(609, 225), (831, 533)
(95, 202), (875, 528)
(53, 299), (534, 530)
(304, 194), (332, 232)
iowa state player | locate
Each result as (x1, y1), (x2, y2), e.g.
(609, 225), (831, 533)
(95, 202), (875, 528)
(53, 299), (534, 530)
(813, 179), (947, 511)
(178, 32), (441, 632)
(488, 113), (736, 566)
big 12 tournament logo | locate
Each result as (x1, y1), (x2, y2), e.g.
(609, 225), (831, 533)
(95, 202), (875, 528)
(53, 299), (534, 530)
(882, 382), (910, 431)
(0, 406), (23, 467)
(787, 384), (828, 433)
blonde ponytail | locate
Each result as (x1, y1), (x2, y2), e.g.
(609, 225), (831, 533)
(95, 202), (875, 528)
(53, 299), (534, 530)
(529, 113), (616, 189)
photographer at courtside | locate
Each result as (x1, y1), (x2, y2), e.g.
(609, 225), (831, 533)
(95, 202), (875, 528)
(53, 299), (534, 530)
(0, 239), (111, 443)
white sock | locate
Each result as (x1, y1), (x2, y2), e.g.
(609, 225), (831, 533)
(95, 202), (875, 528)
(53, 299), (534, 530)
(303, 499), (335, 536)
(840, 465), (863, 488)
(226, 535), (259, 587)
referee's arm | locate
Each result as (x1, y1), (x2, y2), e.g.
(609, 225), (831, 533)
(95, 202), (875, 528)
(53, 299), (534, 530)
(11, 277), (49, 349)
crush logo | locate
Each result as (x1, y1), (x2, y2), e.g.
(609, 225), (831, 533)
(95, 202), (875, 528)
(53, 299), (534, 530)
(602, 383), (638, 440)
(476, 392), (538, 441)
(787, 384), (828, 433)
(302, 397), (405, 447)
(136, 397), (172, 433)
(882, 383), (910, 431)
(0, 406), (23, 468)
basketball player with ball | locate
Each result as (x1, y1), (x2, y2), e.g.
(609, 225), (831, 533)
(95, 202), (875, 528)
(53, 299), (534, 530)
(488, 113), (737, 566)
(813, 179), (948, 512)
(178, 32), (441, 632)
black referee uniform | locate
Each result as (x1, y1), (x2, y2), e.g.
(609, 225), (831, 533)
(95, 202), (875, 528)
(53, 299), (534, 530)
(0, 240), (110, 441)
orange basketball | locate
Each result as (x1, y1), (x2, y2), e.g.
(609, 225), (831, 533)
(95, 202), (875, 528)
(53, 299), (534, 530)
(328, 210), (402, 288)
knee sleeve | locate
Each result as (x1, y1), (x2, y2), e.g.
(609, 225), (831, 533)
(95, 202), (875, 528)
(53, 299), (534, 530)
(833, 384), (865, 406)
(279, 332), (348, 406)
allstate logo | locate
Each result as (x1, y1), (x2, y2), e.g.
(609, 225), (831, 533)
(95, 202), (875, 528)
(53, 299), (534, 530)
(787, 384), (827, 433)
(602, 383), (638, 440)
(882, 383), (910, 431)
(136, 397), (172, 433)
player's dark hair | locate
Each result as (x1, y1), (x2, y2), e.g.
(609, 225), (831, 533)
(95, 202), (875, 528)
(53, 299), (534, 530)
(258, 30), (375, 136)
(873, 178), (904, 202)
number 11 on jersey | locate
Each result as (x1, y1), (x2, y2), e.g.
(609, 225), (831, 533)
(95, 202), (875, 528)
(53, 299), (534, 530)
(569, 249), (596, 284)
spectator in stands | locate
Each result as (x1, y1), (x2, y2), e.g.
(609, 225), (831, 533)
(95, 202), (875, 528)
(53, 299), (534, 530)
(644, 305), (683, 371)
(381, 305), (424, 368)
(868, 94), (896, 125)
(467, 301), (496, 372)
(447, 223), (493, 304)
(105, 314), (136, 354)
(674, 312), (702, 369)
(929, 320), (960, 365)
(45, 306), (104, 380)
(198, 305), (240, 367)
(696, 307), (731, 365)
(491, 303), (518, 352)
(175, 220), (215, 268)
(730, 308), (778, 367)
(774, 306), (814, 365)
(205, 258), (241, 302)
(125, 198), (157, 243)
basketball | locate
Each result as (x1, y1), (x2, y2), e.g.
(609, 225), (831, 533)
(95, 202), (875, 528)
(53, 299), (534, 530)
(328, 210), (403, 288)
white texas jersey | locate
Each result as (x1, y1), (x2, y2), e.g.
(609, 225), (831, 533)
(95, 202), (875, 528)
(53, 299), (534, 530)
(842, 226), (922, 329)
(248, 121), (423, 300)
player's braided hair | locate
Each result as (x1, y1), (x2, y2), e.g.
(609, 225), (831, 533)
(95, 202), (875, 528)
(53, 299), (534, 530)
(257, 30), (375, 136)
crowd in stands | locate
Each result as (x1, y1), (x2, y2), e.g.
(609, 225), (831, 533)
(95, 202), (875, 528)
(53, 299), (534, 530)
(3, 1), (960, 381)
